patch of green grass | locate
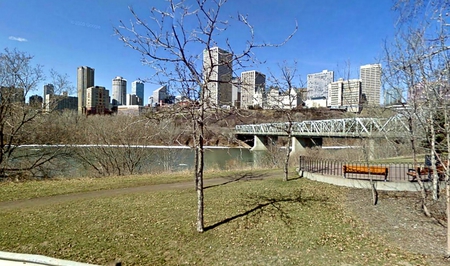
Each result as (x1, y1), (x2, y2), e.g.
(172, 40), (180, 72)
(0, 169), (281, 203)
(0, 178), (427, 265)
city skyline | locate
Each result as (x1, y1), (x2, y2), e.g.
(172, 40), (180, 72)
(52, 58), (381, 112)
(0, 0), (397, 105)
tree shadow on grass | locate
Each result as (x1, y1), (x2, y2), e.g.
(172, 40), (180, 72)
(287, 175), (302, 181)
(204, 172), (266, 190)
(204, 189), (327, 231)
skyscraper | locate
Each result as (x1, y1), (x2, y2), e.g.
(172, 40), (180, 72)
(43, 84), (54, 107)
(342, 79), (362, 113)
(153, 85), (168, 105)
(131, 80), (144, 106)
(327, 78), (362, 113)
(203, 47), (233, 107)
(240, 70), (266, 109)
(86, 86), (109, 115)
(231, 77), (241, 108)
(327, 79), (344, 107)
(112, 76), (127, 106)
(77, 66), (95, 114)
(307, 70), (334, 100)
(360, 64), (382, 106)
(384, 87), (403, 106)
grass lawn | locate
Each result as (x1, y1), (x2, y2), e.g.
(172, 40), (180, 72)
(0, 169), (280, 203)
(0, 172), (428, 265)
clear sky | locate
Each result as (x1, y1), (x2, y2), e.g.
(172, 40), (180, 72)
(0, 0), (397, 104)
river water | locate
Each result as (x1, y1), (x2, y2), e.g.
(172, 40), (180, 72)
(150, 147), (259, 171)
(17, 146), (269, 178)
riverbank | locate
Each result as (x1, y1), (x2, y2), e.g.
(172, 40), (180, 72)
(0, 169), (441, 265)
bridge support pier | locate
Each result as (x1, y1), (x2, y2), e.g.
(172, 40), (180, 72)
(291, 137), (323, 154)
(250, 135), (278, 151)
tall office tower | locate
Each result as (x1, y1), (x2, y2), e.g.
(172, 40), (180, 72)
(328, 78), (362, 113)
(86, 86), (109, 115)
(43, 84), (54, 107)
(153, 85), (168, 105)
(342, 79), (362, 113)
(360, 64), (382, 106)
(131, 80), (145, 106)
(307, 70), (334, 100)
(112, 76), (127, 106)
(384, 87), (403, 106)
(126, 94), (139, 105)
(77, 66), (95, 114)
(240, 70), (266, 109)
(203, 47), (233, 107)
(327, 79), (344, 107)
(29, 95), (43, 108)
(231, 77), (241, 108)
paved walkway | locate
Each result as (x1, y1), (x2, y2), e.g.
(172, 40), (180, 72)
(0, 171), (282, 211)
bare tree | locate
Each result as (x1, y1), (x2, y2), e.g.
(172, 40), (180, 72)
(73, 115), (157, 177)
(266, 62), (303, 181)
(0, 48), (58, 179)
(115, 0), (296, 232)
(387, 0), (450, 256)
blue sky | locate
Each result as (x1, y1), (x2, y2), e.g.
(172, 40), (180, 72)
(0, 0), (397, 104)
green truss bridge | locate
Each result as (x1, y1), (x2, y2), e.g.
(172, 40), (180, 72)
(235, 115), (409, 152)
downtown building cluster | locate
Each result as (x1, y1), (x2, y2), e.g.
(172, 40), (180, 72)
(203, 47), (304, 110)
(33, 47), (383, 114)
(38, 66), (146, 115)
(304, 64), (383, 113)
(76, 67), (146, 115)
(201, 47), (383, 113)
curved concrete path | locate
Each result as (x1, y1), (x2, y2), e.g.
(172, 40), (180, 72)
(298, 170), (444, 191)
(0, 172), (280, 211)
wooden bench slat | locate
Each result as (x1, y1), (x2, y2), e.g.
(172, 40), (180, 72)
(343, 165), (389, 181)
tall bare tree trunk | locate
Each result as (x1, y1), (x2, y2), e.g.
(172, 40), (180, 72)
(429, 105), (439, 201)
(194, 108), (205, 232)
(447, 182), (450, 257)
(444, 104), (450, 256)
(196, 143), (204, 232)
(410, 116), (432, 216)
(283, 131), (292, 182)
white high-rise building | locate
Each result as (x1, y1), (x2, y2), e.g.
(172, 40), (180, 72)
(327, 78), (362, 113)
(112, 76), (127, 106)
(240, 70), (266, 109)
(77, 66), (94, 114)
(327, 79), (344, 107)
(131, 80), (144, 106)
(307, 70), (334, 100)
(342, 79), (362, 113)
(360, 64), (382, 106)
(203, 47), (233, 107)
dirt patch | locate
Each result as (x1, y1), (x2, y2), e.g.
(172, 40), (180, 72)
(345, 188), (450, 266)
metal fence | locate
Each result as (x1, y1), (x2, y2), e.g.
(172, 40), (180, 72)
(298, 156), (416, 182)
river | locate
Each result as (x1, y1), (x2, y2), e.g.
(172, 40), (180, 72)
(16, 145), (268, 178)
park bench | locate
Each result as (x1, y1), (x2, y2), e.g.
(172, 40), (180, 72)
(342, 165), (389, 181)
(407, 165), (446, 182)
